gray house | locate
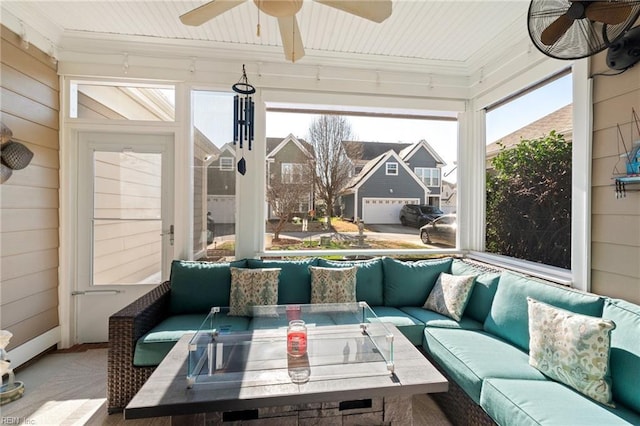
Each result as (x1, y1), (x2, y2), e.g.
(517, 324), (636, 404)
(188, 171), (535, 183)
(207, 143), (236, 224)
(340, 140), (445, 224)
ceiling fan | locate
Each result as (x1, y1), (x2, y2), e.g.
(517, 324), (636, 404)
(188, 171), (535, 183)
(180, 0), (392, 62)
(528, 0), (640, 70)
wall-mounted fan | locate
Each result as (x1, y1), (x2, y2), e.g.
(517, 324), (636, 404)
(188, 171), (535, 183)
(528, 0), (640, 70)
(180, 0), (392, 63)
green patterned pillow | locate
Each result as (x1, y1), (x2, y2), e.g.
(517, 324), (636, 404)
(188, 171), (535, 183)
(229, 267), (280, 316)
(309, 266), (357, 304)
(527, 297), (616, 406)
(423, 273), (475, 321)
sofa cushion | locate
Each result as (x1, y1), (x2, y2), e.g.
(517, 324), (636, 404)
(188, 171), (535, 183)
(450, 259), (501, 323)
(527, 298), (615, 406)
(370, 306), (425, 345)
(424, 273), (475, 321)
(423, 328), (547, 404)
(318, 258), (384, 306)
(169, 259), (248, 315)
(229, 267), (280, 316)
(247, 258), (318, 304)
(309, 266), (357, 304)
(382, 257), (453, 307)
(134, 313), (251, 366)
(481, 378), (640, 426)
(483, 271), (605, 352)
(602, 298), (640, 412)
(400, 306), (484, 331)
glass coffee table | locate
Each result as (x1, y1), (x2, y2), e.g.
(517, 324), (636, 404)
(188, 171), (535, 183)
(187, 302), (395, 388)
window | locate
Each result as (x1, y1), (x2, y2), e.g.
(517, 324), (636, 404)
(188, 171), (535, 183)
(281, 163), (305, 184)
(219, 157), (234, 171)
(264, 109), (458, 253)
(415, 167), (440, 186)
(485, 72), (572, 269)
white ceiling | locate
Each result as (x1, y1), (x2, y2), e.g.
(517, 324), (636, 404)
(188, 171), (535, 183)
(1, 0), (532, 77)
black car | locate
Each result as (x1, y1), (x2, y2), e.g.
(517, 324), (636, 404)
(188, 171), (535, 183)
(420, 214), (456, 247)
(399, 204), (444, 228)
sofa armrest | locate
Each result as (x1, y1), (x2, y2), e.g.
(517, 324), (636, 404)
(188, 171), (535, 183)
(107, 281), (171, 413)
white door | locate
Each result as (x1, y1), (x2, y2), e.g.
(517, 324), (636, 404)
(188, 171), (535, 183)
(362, 197), (420, 224)
(76, 132), (174, 343)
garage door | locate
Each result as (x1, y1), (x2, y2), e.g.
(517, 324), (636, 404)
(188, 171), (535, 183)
(362, 197), (420, 224)
(207, 195), (235, 223)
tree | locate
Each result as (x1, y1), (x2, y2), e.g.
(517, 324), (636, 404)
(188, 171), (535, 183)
(308, 115), (358, 223)
(266, 161), (313, 241)
(486, 131), (572, 269)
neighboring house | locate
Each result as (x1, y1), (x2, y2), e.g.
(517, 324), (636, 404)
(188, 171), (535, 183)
(266, 134), (315, 219)
(340, 139), (445, 224)
(441, 180), (457, 214)
(486, 104), (573, 168)
(207, 142), (236, 224)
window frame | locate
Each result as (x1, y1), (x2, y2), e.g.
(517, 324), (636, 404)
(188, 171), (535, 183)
(414, 167), (440, 187)
(386, 162), (398, 176)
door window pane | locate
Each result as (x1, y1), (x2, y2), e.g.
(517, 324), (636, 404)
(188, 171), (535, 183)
(92, 151), (162, 284)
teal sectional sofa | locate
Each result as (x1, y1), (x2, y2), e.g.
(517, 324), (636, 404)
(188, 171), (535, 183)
(107, 256), (640, 426)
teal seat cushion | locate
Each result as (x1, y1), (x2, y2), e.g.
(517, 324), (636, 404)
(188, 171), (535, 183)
(382, 257), (453, 307)
(400, 306), (484, 331)
(134, 314), (251, 366)
(370, 306), (425, 346)
(247, 258), (318, 304)
(318, 258), (384, 306)
(450, 259), (500, 323)
(602, 298), (640, 413)
(481, 378), (640, 426)
(483, 271), (604, 352)
(249, 313), (335, 330)
(423, 328), (546, 403)
(169, 259), (247, 315)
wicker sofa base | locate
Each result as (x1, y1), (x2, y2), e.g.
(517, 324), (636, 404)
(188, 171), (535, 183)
(420, 348), (496, 426)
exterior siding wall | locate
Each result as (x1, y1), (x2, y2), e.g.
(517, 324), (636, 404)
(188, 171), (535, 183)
(406, 148), (441, 196)
(0, 25), (60, 350)
(590, 49), (640, 304)
(357, 160), (424, 215)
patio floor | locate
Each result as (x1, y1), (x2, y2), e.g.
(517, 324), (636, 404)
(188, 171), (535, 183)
(2, 345), (451, 425)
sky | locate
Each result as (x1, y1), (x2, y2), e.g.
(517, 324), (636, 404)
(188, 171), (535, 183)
(193, 73), (572, 184)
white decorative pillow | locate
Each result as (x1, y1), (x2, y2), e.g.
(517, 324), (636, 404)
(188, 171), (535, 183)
(423, 273), (475, 321)
(229, 267), (280, 316)
(527, 297), (616, 406)
(309, 266), (357, 304)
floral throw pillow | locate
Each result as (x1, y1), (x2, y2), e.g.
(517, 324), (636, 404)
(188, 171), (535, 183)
(309, 266), (357, 304)
(527, 297), (616, 406)
(228, 267), (280, 317)
(423, 273), (475, 321)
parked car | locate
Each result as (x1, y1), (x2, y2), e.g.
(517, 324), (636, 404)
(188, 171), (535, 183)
(420, 214), (456, 247)
(399, 204), (444, 228)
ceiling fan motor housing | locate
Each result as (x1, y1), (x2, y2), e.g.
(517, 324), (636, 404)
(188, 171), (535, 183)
(607, 26), (640, 70)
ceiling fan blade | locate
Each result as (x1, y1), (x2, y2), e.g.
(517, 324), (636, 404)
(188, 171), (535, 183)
(278, 16), (305, 62)
(314, 0), (392, 23)
(180, 0), (247, 26)
(585, 2), (633, 25)
(540, 13), (573, 46)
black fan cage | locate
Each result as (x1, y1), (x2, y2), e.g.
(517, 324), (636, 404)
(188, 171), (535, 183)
(528, 0), (640, 60)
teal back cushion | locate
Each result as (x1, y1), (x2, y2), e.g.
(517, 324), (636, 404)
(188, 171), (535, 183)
(318, 258), (384, 306)
(451, 259), (501, 323)
(247, 258), (318, 304)
(382, 257), (453, 307)
(483, 271), (604, 352)
(169, 259), (247, 314)
(602, 298), (640, 412)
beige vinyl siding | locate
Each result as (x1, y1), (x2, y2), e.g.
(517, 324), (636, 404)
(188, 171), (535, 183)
(0, 25), (60, 350)
(93, 152), (162, 285)
(590, 48), (640, 304)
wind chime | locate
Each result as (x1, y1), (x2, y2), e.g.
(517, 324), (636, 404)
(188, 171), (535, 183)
(232, 65), (255, 175)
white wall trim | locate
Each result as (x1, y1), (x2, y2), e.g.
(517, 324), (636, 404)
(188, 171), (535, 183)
(7, 327), (61, 369)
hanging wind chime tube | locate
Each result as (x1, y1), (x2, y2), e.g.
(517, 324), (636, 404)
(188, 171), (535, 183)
(232, 65), (255, 175)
